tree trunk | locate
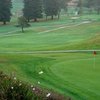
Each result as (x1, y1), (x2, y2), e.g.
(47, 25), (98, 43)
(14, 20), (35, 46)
(79, 9), (82, 15)
(27, 18), (30, 22)
(46, 15), (47, 20)
(3, 21), (6, 25)
(51, 15), (53, 20)
(34, 18), (37, 22)
(97, 8), (100, 15)
(79, 0), (83, 15)
(58, 12), (60, 19)
(22, 26), (24, 33)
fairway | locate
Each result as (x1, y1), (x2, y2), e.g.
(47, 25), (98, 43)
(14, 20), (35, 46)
(0, 21), (100, 52)
(0, 15), (100, 100)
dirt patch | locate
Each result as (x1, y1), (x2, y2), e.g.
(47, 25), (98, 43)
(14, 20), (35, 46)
(0, 59), (8, 63)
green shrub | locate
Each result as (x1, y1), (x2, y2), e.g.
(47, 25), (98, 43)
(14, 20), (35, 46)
(0, 71), (71, 100)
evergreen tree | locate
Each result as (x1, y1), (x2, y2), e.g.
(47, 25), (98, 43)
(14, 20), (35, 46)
(23, 0), (43, 22)
(43, 0), (60, 20)
(77, 0), (83, 15)
(94, 0), (100, 14)
(60, 0), (70, 11)
(0, 0), (12, 25)
(43, 0), (70, 20)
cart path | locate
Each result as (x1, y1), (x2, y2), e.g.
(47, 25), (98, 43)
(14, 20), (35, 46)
(0, 21), (91, 37)
(0, 50), (100, 54)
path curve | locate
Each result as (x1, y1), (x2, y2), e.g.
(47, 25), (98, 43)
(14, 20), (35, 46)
(0, 21), (91, 37)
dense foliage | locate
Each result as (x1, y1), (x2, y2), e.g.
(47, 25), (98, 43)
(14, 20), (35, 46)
(43, 0), (61, 19)
(0, 0), (12, 24)
(23, 0), (71, 20)
(23, 0), (43, 22)
(18, 16), (30, 32)
(84, 0), (100, 14)
(77, 0), (100, 14)
(0, 72), (70, 100)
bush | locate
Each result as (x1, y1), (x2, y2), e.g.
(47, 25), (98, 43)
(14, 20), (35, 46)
(0, 72), (71, 100)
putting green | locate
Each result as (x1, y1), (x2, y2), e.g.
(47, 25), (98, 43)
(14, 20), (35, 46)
(0, 53), (100, 100)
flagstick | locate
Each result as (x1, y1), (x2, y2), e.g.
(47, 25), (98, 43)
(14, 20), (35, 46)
(93, 51), (96, 69)
(93, 55), (96, 69)
(93, 55), (95, 68)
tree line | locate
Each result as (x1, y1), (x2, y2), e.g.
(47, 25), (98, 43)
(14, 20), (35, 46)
(23, 0), (70, 22)
(84, 0), (100, 14)
(0, 0), (12, 25)
(0, 0), (69, 25)
(77, 0), (100, 14)
(0, 0), (100, 25)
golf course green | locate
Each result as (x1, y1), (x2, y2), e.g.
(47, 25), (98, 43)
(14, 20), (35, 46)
(0, 15), (100, 100)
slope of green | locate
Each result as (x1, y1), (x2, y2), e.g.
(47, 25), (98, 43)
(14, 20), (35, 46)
(0, 53), (100, 100)
(0, 21), (100, 52)
(0, 15), (100, 100)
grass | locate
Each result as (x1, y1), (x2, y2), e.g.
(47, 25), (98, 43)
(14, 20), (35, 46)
(0, 53), (100, 100)
(0, 14), (100, 100)
(0, 21), (100, 52)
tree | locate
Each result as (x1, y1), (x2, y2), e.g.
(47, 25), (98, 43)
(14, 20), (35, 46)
(0, 0), (12, 25)
(23, 0), (43, 22)
(83, 0), (94, 14)
(18, 16), (29, 32)
(77, 0), (83, 15)
(43, 0), (71, 20)
(94, 0), (100, 14)
(43, 0), (61, 20)
(59, 0), (70, 11)
(83, 0), (100, 14)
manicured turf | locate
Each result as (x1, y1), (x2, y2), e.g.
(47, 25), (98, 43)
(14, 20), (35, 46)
(0, 21), (100, 52)
(0, 15), (100, 100)
(0, 53), (100, 100)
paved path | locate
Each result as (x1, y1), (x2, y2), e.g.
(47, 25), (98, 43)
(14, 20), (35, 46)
(0, 50), (100, 54)
(38, 21), (91, 34)
(0, 21), (99, 54)
(0, 21), (91, 37)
